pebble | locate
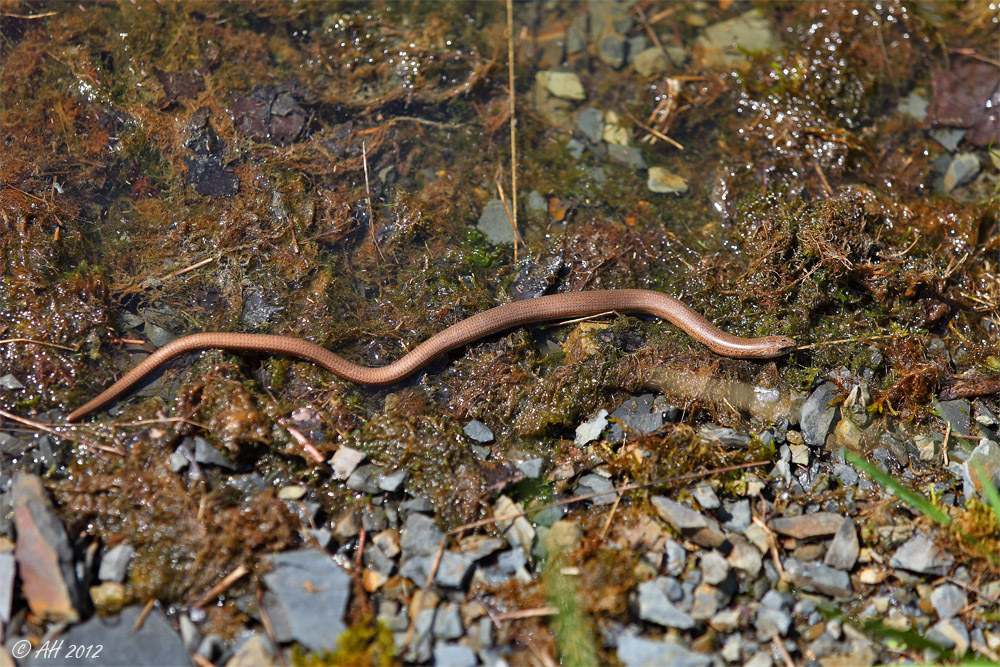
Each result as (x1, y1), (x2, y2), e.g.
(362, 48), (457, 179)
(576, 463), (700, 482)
(665, 539), (687, 577)
(377, 469), (409, 493)
(543, 519), (583, 556)
(694, 9), (778, 68)
(28, 605), (189, 666)
(636, 578), (696, 629)
(575, 473), (617, 505)
(0, 374), (23, 389)
(783, 558), (853, 598)
(745, 651), (774, 667)
(494, 495), (535, 557)
(770, 512), (844, 539)
(930, 128), (967, 152)
(193, 437), (236, 469)
(278, 485), (307, 500)
(617, 634), (712, 667)
(889, 531), (955, 576)
(516, 458), (544, 479)
(99, 544), (135, 583)
(727, 538), (763, 579)
(800, 383), (839, 447)
(576, 108), (604, 143)
(633, 47), (669, 77)
(346, 464), (381, 494)
(700, 551), (731, 586)
(722, 499), (752, 532)
(262, 548), (352, 652)
(823, 517), (860, 571)
(0, 552), (13, 624)
(961, 438), (1000, 501)
(651, 496), (727, 548)
(943, 153), (981, 192)
(897, 90), (930, 120)
(433, 642), (477, 667)
(12, 473), (81, 623)
(477, 199), (518, 245)
(833, 417), (863, 449)
(329, 446), (364, 480)
(928, 617), (970, 655)
(575, 408), (609, 445)
(401, 513), (444, 558)
(929, 583), (967, 619)
(756, 605), (791, 641)
(647, 166), (689, 194)
(935, 398), (972, 436)
(463, 419), (494, 443)
(691, 481), (720, 510)
(535, 71), (586, 101)
(700, 424), (751, 449)
(608, 144), (648, 169)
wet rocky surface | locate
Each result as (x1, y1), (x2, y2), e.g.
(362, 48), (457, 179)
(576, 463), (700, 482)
(0, 1), (998, 665)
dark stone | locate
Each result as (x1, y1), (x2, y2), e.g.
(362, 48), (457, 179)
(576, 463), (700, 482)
(823, 517), (860, 571)
(617, 635), (712, 667)
(636, 578), (695, 629)
(230, 80), (307, 146)
(575, 474), (616, 505)
(800, 383), (839, 446)
(462, 420), (494, 443)
(889, 531), (955, 576)
(184, 107), (238, 197)
(770, 512), (844, 539)
(651, 496), (726, 548)
(784, 558), (853, 598)
(401, 513), (444, 558)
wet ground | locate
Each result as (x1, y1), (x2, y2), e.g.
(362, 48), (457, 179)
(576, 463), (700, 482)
(0, 1), (998, 665)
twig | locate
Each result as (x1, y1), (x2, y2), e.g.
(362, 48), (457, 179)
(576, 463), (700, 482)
(795, 333), (896, 350)
(495, 182), (523, 263)
(0, 337), (76, 351)
(161, 255), (215, 281)
(494, 607), (559, 621)
(0, 408), (124, 456)
(752, 515), (785, 579)
(772, 635), (797, 667)
(192, 564), (249, 609)
(133, 598), (156, 630)
(0, 11), (57, 19)
(506, 0), (519, 259)
(387, 116), (464, 130)
(362, 141), (384, 297)
(942, 420), (951, 468)
(624, 108), (684, 149)
(600, 474), (627, 540)
(277, 418), (325, 464)
(402, 536), (448, 650)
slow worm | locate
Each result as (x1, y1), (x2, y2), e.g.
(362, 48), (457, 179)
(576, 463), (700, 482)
(66, 289), (795, 421)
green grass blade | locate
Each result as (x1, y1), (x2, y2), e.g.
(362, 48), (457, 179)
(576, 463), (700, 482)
(971, 460), (1000, 528)
(844, 449), (951, 526)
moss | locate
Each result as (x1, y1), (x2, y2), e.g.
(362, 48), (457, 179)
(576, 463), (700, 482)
(291, 617), (396, 666)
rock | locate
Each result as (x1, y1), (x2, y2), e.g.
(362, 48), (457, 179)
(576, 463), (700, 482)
(934, 399), (972, 436)
(699, 424), (751, 449)
(607, 395), (665, 442)
(700, 551), (730, 586)
(463, 419), (494, 443)
(575, 409), (609, 445)
(961, 438), (1000, 502)
(535, 71), (586, 101)
(634, 47), (669, 77)
(790, 443), (810, 465)
(262, 549), (352, 652)
(192, 437), (235, 469)
(664, 539), (687, 577)
(28, 605), (189, 666)
(330, 446), (364, 480)
(694, 9), (778, 68)
(477, 199), (518, 245)
(278, 485), (307, 500)
(434, 551), (474, 589)
(346, 464), (381, 494)
(928, 617), (970, 655)
(833, 417), (863, 449)
(728, 537), (763, 579)
(943, 153), (981, 192)
(709, 608), (741, 633)
(756, 605), (791, 641)
(770, 512), (845, 539)
(636, 578), (695, 629)
(608, 144), (648, 170)
(801, 383), (840, 447)
(12, 473), (81, 623)
(456, 536), (504, 561)
(598, 25), (627, 68)
(433, 642), (477, 667)
(690, 582), (728, 620)
(0, 552), (13, 623)
(929, 128), (967, 152)
(617, 634), (712, 667)
(889, 531), (955, 576)
(226, 634), (276, 667)
(691, 482), (720, 510)
(784, 558), (853, 598)
(897, 90), (929, 120)
(577, 107), (605, 143)
(179, 614), (202, 652)
(377, 469), (409, 493)
(745, 652), (774, 667)
(0, 374), (23, 389)
(824, 517), (860, 571)
(652, 496), (727, 547)
(575, 473), (617, 505)
(99, 544), (135, 583)
(516, 458), (544, 479)
(930, 583), (967, 619)
(722, 499), (752, 533)
(401, 513), (444, 558)
(914, 435), (939, 462)
(647, 167), (689, 194)
(494, 496), (535, 557)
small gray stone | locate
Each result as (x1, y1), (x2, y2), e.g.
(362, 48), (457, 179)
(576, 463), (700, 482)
(927, 617), (970, 655)
(262, 548), (352, 653)
(0, 374), (23, 390)
(330, 446), (364, 480)
(943, 153), (981, 193)
(935, 399), (972, 436)
(434, 551), (474, 588)
(695, 9), (778, 68)
(463, 419), (494, 443)
(700, 424), (751, 449)
(617, 634), (712, 667)
(647, 166), (688, 194)
(744, 651), (774, 667)
(784, 558), (853, 598)
(193, 437), (235, 469)
(526, 190), (547, 212)
(930, 583), (967, 619)
(727, 538), (763, 579)
(566, 13), (588, 55)
(633, 47), (668, 77)
(664, 539), (686, 577)
(179, 614), (202, 653)
(477, 199), (517, 245)
(433, 642), (477, 667)
(691, 481), (720, 510)
(636, 578), (696, 629)
(168, 450), (188, 472)
(756, 605), (791, 641)
(608, 144), (647, 169)
(401, 513), (444, 558)
(575, 409), (609, 446)
(433, 602), (464, 639)
(897, 91), (929, 120)
(962, 438), (1000, 502)
(689, 583), (725, 620)
(833, 462), (859, 487)
(577, 108), (604, 143)
(722, 500), (752, 533)
(566, 138), (585, 158)
(598, 26), (627, 68)
(308, 528), (333, 549)
(456, 536), (505, 562)
(576, 473), (616, 505)
(770, 512), (844, 539)
(930, 128), (967, 152)
(651, 496), (726, 548)
(800, 383), (839, 447)
(0, 553), (14, 624)
(516, 458), (544, 479)
(709, 608), (741, 633)
(346, 464), (381, 494)
(535, 71), (586, 101)
(99, 544), (135, 583)
(824, 517), (860, 571)
(889, 531), (955, 576)
(377, 469), (409, 493)
(700, 551), (730, 586)
(28, 605), (189, 666)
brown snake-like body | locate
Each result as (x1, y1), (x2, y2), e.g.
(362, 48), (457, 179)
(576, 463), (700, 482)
(67, 289), (796, 421)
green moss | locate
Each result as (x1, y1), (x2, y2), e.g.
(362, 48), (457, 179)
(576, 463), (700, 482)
(291, 617), (396, 666)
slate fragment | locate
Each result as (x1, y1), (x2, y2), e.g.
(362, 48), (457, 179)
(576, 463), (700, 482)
(184, 107), (238, 197)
